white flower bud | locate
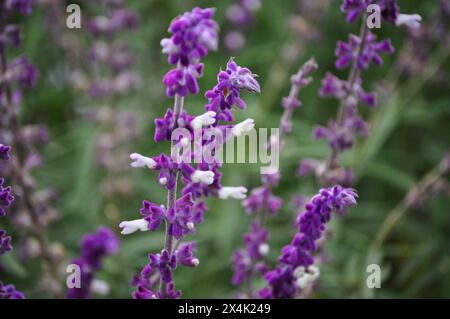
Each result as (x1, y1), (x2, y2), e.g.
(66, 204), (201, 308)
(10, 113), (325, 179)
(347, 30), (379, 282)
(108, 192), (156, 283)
(119, 219), (149, 235)
(232, 118), (255, 137)
(395, 13), (422, 29)
(307, 265), (320, 281)
(191, 111), (216, 130)
(130, 153), (156, 169)
(186, 222), (195, 230)
(258, 243), (270, 256)
(191, 258), (200, 266)
(91, 279), (110, 296)
(161, 38), (178, 54)
(218, 186), (248, 199)
(191, 170), (215, 185)
(159, 177), (168, 185)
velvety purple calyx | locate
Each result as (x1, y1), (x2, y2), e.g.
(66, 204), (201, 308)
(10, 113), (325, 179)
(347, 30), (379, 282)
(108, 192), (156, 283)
(67, 227), (119, 299)
(204, 58), (260, 122)
(0, 281), (25, 299)
(0, 230), (13, 255)
(167, 193), (195, 239)
(0, 178), (14, 217)
(243, 186), (283, 216)
(319, 73), (377, 108)
(162, 7), (218, 66)
(151, 154), (179, 190)
(0, 144), (12, 160)
(260, 186), (357, 299)
(174, 242), (199, 267)
(154, 108), (194, 143)
(314, 114), (368, 153)
(4, 0), (33, 15)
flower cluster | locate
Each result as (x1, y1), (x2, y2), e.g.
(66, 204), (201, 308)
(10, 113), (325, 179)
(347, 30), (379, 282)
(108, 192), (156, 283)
(224, 0), (262, 51)
(0, 143), (25, 299)
(161, 7), (218, 97)
(67, 227), (119, 299)
(299, 0), (420, 186)
(231, 59), (317, 297)
(120, 7), (260, 299)
(259, 186), (358, 299)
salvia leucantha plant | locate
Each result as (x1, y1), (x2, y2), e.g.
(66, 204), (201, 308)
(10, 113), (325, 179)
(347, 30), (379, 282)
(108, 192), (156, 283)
(0, 0), (64, 298)
(1, 0), (446, 300)
(118, 7), (263, 299)
(234, 0), (425, 299)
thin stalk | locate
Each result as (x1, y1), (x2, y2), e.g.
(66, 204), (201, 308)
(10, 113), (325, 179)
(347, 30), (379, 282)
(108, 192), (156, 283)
(159, 93), (184, 297)
(325, 13), (369, 174)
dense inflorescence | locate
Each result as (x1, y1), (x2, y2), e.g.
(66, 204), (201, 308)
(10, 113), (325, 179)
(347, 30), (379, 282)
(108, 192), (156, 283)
(298, 0), (420, 186)
(67, 227), (119, 299)
(120, 7), (261, 299)
(231, 59), (318, 297)
(260, 186), (358, 299)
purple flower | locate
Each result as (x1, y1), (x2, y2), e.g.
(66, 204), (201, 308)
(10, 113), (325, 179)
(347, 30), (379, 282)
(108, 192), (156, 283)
(79, 227), (120, 271)
(162, 64), (204, 97)
(260, 266), (297, 299)
(140, 200), (165, 231)
(0, 144), (11, 161)
(154, 109), (194, 143)
(149, 249), (177, 284)
(260, 186), (357, 299)
(336, 33), (394, 70)
(320, 72), (377, 108)
(152, 154), (179, 190)
(244, 222), (269, 260)
(174, 242), (199, 267)
(0, 178), (14, 217)
(0, 25), (22, 48)
(0, 281), (25, 299)
(0, 230), (13, 255)
(205, 58), (260, 122)
(167, 193), (195, 239)
(4, 0), (32, 15)
(243, 186), (283, 216)
(340, 0), (369, 23)
(88, 9), (138, 37)
(161, 7), (218, 67)
(67, 227), (119, 299)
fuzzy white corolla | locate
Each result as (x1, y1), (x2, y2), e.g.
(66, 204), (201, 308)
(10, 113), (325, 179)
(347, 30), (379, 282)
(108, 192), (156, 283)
(119, 219), (149, 235)
(160, 38), (178, 55)
(191, 170), (215, 185)
(395, 13), (422, 29)
(294, 265), (320, 289)
(258, 243), (270, 256)
(232, 118), (255, 137)
(191, 111), (216, 130)
(90, 279), (110, 296)
(218, 186), (248, 199)
(130, 153), (156, 169)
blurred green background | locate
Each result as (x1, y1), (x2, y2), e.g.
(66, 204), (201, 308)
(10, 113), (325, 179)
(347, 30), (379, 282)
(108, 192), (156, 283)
(2, 0), (449, 298)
